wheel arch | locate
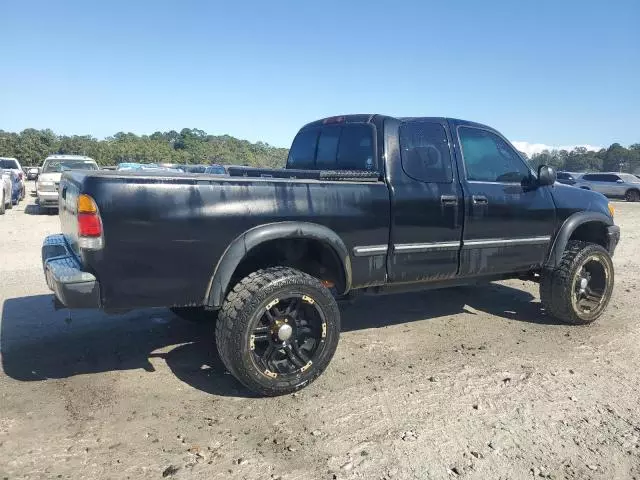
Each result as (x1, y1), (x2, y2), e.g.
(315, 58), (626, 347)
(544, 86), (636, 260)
(205, 222), (352, 308)
(546, 212), (613, 268)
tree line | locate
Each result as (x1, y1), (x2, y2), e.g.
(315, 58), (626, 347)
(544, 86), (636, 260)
(0, 128), (289, 168)
(1, 127), (638, 174)
(526, 143), (640, 173)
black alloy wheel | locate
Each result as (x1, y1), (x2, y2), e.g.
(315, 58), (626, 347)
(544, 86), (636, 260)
(250, 295), (325, 378)
(216, 267), (340, 396)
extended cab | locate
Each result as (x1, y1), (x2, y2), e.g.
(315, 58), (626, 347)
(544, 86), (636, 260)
(42, 115), (620, 396)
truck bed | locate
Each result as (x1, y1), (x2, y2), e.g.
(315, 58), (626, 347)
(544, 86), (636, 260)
(58, 169), (391, 310)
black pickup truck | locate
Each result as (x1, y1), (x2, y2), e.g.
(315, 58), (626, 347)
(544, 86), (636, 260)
(42, 114), (620, 396)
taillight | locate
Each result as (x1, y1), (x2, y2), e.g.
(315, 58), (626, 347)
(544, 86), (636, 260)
(18, 172), (23, 180)
(78, 214), (102, 236)
(77, 194), (103, 249)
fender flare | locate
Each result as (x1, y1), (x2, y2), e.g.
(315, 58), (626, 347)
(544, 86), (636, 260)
(205, 222), (352, 308)
(545, 211), (613, 268)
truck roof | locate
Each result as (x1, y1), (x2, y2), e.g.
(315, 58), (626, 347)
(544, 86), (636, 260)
(300, 114), (495, 132)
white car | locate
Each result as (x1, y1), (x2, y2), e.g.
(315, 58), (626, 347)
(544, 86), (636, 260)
(0, 157), (25, 201)
(1, 170), (12, 214)
(37, 155), (99, 211)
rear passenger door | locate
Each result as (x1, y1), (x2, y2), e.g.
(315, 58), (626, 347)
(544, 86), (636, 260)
(584, 174), (615, 195)
(605, 174), (625, 196)
(388, 120), (463, 283)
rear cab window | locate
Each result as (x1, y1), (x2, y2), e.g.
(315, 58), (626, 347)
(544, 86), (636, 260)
(287, 123), (376, 171)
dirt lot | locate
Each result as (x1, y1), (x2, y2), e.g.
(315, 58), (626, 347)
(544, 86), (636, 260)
(1, 184), (639, 480)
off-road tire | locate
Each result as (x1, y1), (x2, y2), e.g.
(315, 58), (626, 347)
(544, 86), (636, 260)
(540, 241), (614, 325)
(215, 267), (340, 396)
(625, 189), (640, 202)
(170, 307), (217, 323)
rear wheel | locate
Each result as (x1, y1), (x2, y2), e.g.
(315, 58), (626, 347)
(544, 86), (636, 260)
(216, 267), (340, 396)
(625, 189), (640, 202)
(540, 241), (614, 324)
(0, 191), (5, 215)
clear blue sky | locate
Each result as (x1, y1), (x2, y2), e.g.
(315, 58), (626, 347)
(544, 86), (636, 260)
(1, 0), (638, 148)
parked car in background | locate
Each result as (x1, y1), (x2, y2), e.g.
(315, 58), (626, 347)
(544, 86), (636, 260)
(1, 170), (12, 214)
(178, 164), (208, 174)
(117, 162), (143, 171)
(204, 164), (227, 175)
(575, 172), (640, 202)
(26, 167), (40, 180)
(0, 157), (26, 200)
(116, 162), (181, 173)
(556, 171), (582, 186)
(37, 155), (99, 211)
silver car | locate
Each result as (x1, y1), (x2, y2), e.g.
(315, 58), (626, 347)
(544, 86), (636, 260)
(575, 172), (640, 202)
(1, 170), (12, 214)
(37, 155), (99, 211)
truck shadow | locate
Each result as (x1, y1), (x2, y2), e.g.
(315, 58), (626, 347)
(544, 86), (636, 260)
(1, 284), (555, 397)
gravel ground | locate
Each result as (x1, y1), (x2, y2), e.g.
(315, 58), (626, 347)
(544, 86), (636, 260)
(1, 183), (639, 480)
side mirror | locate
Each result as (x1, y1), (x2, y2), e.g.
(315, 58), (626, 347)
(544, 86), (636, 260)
(616, 179), (624, 183)
(538, 165), (557, 186)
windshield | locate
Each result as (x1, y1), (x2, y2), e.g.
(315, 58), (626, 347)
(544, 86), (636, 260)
(42, 160), (98, 173)
(0, 159), (19, 169)
(619, 173), (640, 183)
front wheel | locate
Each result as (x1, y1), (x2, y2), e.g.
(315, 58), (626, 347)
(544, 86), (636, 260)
(215, 267), (340, 396)
(540, 241), (614, 324)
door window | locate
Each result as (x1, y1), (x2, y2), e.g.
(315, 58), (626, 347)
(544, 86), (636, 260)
(458, 127), (531, 183)
(399, 122), (453, 183)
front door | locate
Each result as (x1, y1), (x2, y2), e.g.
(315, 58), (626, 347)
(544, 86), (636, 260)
(451, 122), (556, 276)
(388, 119), (463, 283)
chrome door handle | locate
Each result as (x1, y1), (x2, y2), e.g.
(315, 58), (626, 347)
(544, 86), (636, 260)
(440, 195), (458, 206)
(472, 195), (488, 205)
